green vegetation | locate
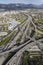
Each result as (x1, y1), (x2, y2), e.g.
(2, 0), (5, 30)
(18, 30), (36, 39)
(23, 51), (30, 65)
(0, 30), (16, 46)
(20, 51), (43, 65)
(37, 19), (43, 24)
(16, 38), (21, 46)
(34, 32), (43, 40)
(16, 34), (22, 45)
(37, 27), (43, 32)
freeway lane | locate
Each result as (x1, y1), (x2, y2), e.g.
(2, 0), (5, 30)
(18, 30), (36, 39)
(0, 14), (43, 55)
(30, 15), (43, 34)
(1, 15), (28, 51)
(0, 15), (31, 54)
(4, 19), (29, 50)
(4, 40), (41, 65)
(2, 39), (33, 65)
(0, 14), (43, 65)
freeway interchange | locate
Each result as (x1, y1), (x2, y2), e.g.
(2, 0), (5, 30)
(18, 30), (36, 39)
(0, 12), (43, 65)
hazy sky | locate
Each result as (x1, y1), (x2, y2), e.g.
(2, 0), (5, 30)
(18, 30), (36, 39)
(0, 0), (43, 5)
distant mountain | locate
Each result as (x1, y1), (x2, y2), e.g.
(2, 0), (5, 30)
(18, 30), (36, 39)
(0, 3), (43, 11)
(39, 4), (43, 8)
